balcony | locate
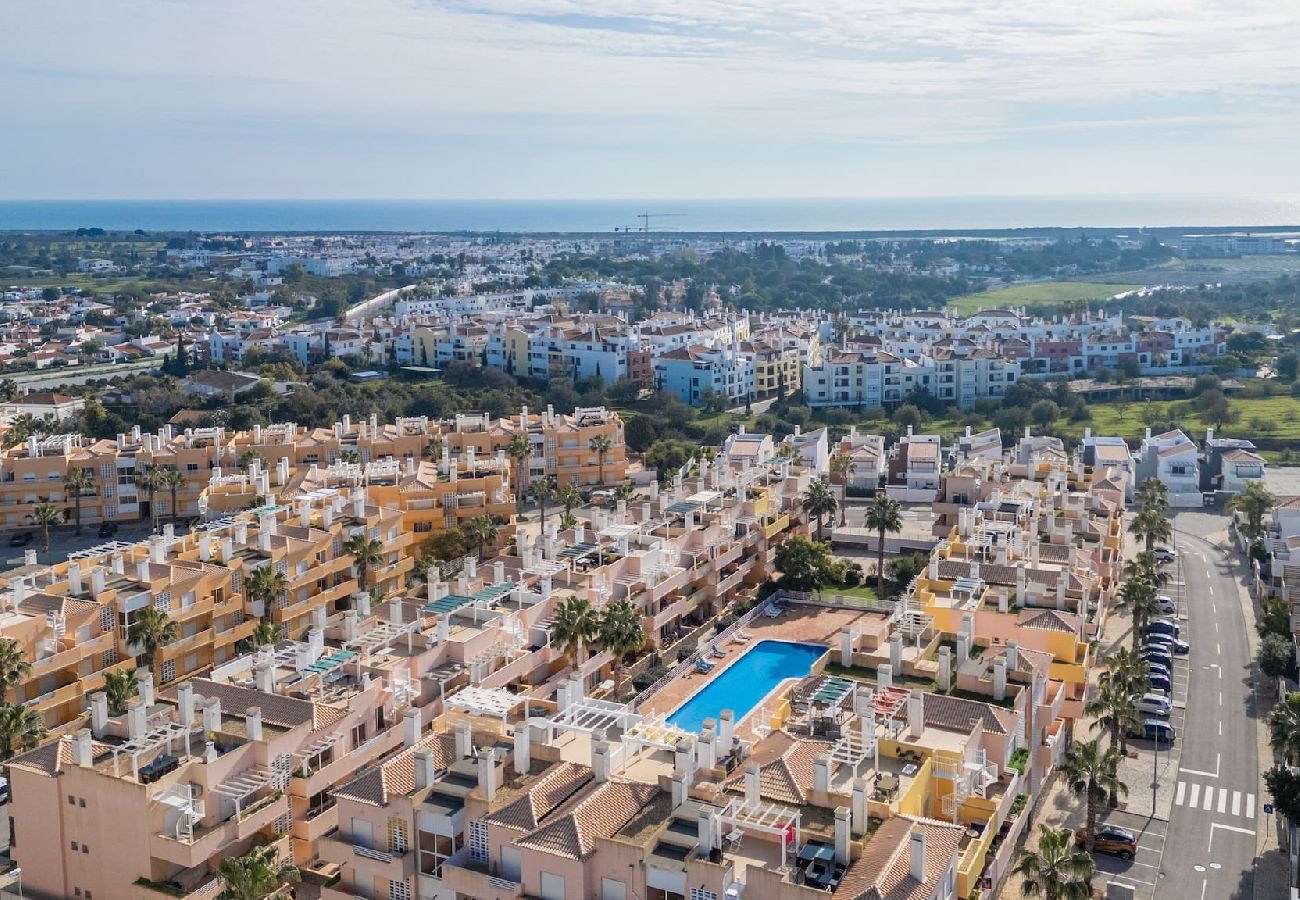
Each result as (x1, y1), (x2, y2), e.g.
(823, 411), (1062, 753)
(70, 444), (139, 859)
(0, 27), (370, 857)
(439, 862), (524, 899)
(29, 631), (115, 680)
(320, 830), (416, 881)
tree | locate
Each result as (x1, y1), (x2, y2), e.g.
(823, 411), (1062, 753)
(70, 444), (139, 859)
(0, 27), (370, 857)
(1087, 680), (1141, 755)
(1099, 647), (1150, 754)
(344, 533), (385, 595)
(774, 535), (836, 594)
(1197, 388), (1237, 429)
(103, 668), (139, 716)
(893, 404), (923, 432)
(1128, 506), (1171, 554)
(159, 468), (186, 526)
(1264, 765), (1300, 826)
(555, 482), (583, 519)
(589, 434), (614, 485)
(552, 595), (599, 663)
(802, 479), (838, 542)
(597, 599), (646, 687)
(1259, 594), (1292, 638)
(1270, 691), (1300, 765)
(0, 639), (31, 706)
(830, 452), (855, 526)
(64, 466), (97, 536)
(1277, 351), (1299, 382)
(1259, 634), (1295, 680)
(0, 703), (47, 761)
(1136, 478), (1168, 515)
(135, 462), (164, 533)
(218, 844), (300, 900)
(1116, 577), (1161, 650)
(1030, 399), (1060, 428)
(1123, 551), (1170, 590)
(127, 606), (177, 683)
(1063, 738), (1126, 849)
(865, 493), (903, 599)
(246, 564), (288, 623)
(1228, 481), (1276, 544)
(30, 502), (64, 555)
(506, 434), (531, 515)
(464, 515), (497, 561)
(1012, 826), (1095, 900)
(531, 477), (556, 531)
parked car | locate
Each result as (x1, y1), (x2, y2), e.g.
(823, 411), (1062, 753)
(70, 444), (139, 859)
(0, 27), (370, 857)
(1147, 661), (1172, 680)
(1075, 824), (1137, 859)
(1155, 595), (1177, 615)
(1145, 633), (1190, 655)
(1129, 719), (1176, 746)
(1153, 547), (1176, 564)
(1145, 619), (1181, 638)
(1141, 645), (1174, 666)
(7, 531), (32, 548)
(97, 520), (119, 538)
(1147, 672), (1172, 694)
(1136, 693), (1172, 717)
(0, 775), (8, 804)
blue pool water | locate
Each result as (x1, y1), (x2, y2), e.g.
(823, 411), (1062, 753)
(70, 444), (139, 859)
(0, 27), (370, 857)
(667, 640), (827, 732)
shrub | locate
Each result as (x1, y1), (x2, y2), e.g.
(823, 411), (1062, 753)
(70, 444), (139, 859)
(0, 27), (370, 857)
(843, 562), (865, 587)
(632, 664), (670, 691)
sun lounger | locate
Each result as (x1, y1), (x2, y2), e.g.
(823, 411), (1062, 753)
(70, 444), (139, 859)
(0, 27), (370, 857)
(764, 603), (782, 618)
(695, 658), (715, 674)
(711, 644), (725, 658)
(733, 629), (751, 643)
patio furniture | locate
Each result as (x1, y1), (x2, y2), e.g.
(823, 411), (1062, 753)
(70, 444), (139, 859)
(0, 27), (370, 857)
(695, 658), (715, 674)
(711, 644), (726, 658)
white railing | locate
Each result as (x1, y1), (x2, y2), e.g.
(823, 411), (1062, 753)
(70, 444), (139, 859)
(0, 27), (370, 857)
(630, 600), (765, 710)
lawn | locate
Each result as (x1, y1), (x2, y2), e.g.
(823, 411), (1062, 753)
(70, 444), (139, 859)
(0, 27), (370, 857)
(820, 583), (878, 604)
(947, 281), (1142, 315)
(1064, 395), (1300, 444)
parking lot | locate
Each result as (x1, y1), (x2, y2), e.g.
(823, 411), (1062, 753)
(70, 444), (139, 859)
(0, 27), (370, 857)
(1089, 809), (1169, 900)
(0, 520), (163, 571)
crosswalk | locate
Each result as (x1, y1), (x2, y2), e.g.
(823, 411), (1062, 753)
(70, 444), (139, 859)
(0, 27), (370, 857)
(1174, 781), (1255, 820)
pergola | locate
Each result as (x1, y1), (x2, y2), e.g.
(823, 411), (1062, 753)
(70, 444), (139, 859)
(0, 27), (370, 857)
(111, 722), (201, 779)
(344, 620), (420, 658)
(720, 795), (802, 858)
(546, 697), (638, 742)
(422, 662), (465, 702)
(210, 763), (286, 817)
(830, 725), (879, 777)
(624, 714), (694, 752)
(445, 685), (525, 724)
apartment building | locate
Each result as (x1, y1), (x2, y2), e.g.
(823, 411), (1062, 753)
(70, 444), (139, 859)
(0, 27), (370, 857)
(442, 405), (627, 488)
(1200, 428), (1266, 495)
(1135, 428), (1202, 506)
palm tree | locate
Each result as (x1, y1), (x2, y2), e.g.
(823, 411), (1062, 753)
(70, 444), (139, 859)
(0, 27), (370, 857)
(506, 434), (531, 515)
(64, 466), (96, 536)
(1012, 826), (1096, 900)
(1116, 577), (1161, 650)
(1129, 506), (1171, 554)
(802, 479), (837, 542)
(555, 482), (583, 519)
(5, 413), (41, 447)
(865, 493), (903, 599)
(597, 599), (646, 687)
(344, 533), (385, 595)
(1123, 552), (1170, 589)
(134, 462), (164, 533)
(531, 477), (556, 531)
(830, 452), (856, 526)
(0, 703), (47, 761)
(551, 595), (599, 664)
(246, 564), (289, 622)
(242, 621), (284, 653)
(1228, 481), (1276, 544)
(1087, 680), (1141, 754)
(1062, 738), (1126, 848)
(589, 434), (614, 486)
(127, 606), (177, 683)
(612, 483), (635, 504)
(159, 468), (186, 526)
(421, 435), (444, 461)
(1136, 478), (1168, 515)
(0, 639), (30, 706)
(218, 844), (300, 900)
(29, 502), (64, 556)
(103, 668), (139, 716)
(464, 515), (497, 561)
(1268, 691), (1300, 765)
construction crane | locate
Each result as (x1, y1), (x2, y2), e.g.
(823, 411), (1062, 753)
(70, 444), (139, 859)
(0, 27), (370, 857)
(613, 211), (685, 233)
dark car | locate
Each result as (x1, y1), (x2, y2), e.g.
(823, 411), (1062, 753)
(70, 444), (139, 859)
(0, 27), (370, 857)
(1145, 632), (1190, 654)
(1075, 825), (1137, 859)
(1144, 619), (1181, 638)
(97, 520), (119, 538)
(1153, 547), (1176, 564)
(1141, 645), (1174, 667)
(1146, 672), (1172, 694)
(1129, 719), (1176, 746)
(7, 531), (32, 548)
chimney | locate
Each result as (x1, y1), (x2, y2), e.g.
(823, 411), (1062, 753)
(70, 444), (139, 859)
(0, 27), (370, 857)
(199, 533), (213, 560)
(852, 778), (868, 834)
(90, 692), (109, 735)
(671, 775), (687, 807)
(356, 592), (371, 619)
(403, 708), (421, 747)
(136, 669), (155, 707)
(245, 707), (263, 742)
(939, 645), (953, 691)
(592, 735), (611, 782)
(910, 827), (927, 882)
(877, 663), (893, 689)
(112, 553), (124, 575)
(312, 604), (327, 631)
(478, 747), (498, 801)
(73, 729), (94, 768)
(126, 698), (146, 740)
(389, 597), (403, 624)
(234, 522), (247, 545)
(745, 763), (761, 806)
(834, 807), (851, 865)
(993, 658), (1007, 701)
(137, 558), (151, 585)
(514, 724), (531, 774)
(456, 722), (473, 759)
(493, 561), (505, 584)
(221, 536), (234, 561)
(177, 682), (195, 725)
(203, 697), (222, 733)
(151, 534), (167, 561)
(68, 561), (83, 595)
(414, 750), (436, 790)
(91, 567), (105, 595)
(8, 577), (24, 606)
(1006, 640), (1019, 671)
(814, 753), (831, 793)
(698, 808), (716, 856)
(890, 634), (903, 672)
(343, 610), (358, 641)
(697, 725), (716, 771)
(254, 664), (273, 694)
(907, 690), (924, 739)
(718, 709), (735, 757)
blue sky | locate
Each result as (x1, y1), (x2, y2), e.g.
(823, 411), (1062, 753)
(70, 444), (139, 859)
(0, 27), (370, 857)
(3, 0), (1299, 200)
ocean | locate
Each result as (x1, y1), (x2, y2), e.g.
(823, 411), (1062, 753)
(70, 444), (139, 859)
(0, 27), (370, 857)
(1, 196), (1299, 234)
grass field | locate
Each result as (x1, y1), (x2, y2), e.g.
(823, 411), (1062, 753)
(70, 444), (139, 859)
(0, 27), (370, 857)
(947, 281), (1142, 315)
(1082, 255), (1300, 288)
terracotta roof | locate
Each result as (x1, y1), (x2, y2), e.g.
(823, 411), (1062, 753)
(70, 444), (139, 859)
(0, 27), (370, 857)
(1019, 609), (1079, 634)
(514, 779), (662, 859)
(484, 761), (593, 831)
(721, 732), (833, 805)
(8, 734), (115, 776)
(333, 732), (459, 806)
(923, 693), (1010, 736)
(837, 816), (965, 900)
(159, 678), (336, 730)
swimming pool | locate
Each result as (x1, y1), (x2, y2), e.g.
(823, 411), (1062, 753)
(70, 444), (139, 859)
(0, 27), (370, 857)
(666, 640), (827, 732)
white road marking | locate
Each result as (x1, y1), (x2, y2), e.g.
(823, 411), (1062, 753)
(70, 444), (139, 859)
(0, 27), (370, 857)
(1219, 690), (1223, 705)
(1218, 789), (1228, 814)
(1208, 585), (1214, 596)
(1189, 783), (1201, 807)
(1211, 603), (1217, 614)
(1208, 822), (1255, 851)
(1200, 878), (1208, 900)
(1247, 794), (1255, 819)
(1216, 642), (1221, 655)
(1181, 754), (1220, 778)
(1218, 721), (1222, 736)
(1232, 791), (1241, 816)
(1215, 622), (1219, 633)
(1202, 785), (1215, 810)
(1176, 781), (1186, 805)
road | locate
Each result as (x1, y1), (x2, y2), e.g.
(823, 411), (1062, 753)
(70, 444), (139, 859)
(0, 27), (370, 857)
(1160, 530), (1258, 900)
(8, 358), (160, 390)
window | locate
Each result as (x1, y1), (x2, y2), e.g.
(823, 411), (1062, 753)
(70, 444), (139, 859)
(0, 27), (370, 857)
(160, 660), (176, 683)
(71, 841), (79, 851)
(418, 830), (462, 878)
(540, 873), (566, 900)
(103, 484), (114, 499)
(154, 590), (172, 612)
(389, 880), (410, 900)
(68, 795), (75, 805)
(350, 818), (374, 850)
(467, 820), (488, 863)
(602, 879), (627, 900)
(388, 818), (409, 855)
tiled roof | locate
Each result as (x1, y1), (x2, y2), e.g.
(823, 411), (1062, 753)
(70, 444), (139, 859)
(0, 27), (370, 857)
(514, 780), (662, 859)
(159, 678), (330, 730)
(720, 732), (833, 805)
(333, 732), (459, 806)
(1019, 609), (1079, 634)
(8, 734), (115, 776)
(837, 816), (965, 900)
(923, 694), (1009, 736)
(484, 761), (592, 831)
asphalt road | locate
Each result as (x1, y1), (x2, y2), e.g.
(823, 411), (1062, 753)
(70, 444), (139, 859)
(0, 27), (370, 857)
(1159, 531), (1258, 900)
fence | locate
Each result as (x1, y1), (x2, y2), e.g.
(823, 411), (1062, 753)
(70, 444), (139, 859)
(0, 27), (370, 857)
(630, 600), (766, 711)
(778, 588), (897, 616)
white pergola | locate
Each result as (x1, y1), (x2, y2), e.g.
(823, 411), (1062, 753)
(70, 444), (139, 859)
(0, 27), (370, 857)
(830, 725), (879, 777)
(112, 722), (201, 779)
(546, 697), (638, 741)
(445, 685), (524, 723)
(624, 714), (694, 752)
(721, 795), (802, 857)
(344, 620), (420, 658)
(210, 763), (284, 817)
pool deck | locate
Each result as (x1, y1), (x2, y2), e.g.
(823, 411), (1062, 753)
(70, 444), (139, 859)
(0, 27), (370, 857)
(641, 604), (888, 729)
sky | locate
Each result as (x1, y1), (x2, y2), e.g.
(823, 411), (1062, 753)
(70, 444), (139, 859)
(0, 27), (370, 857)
(4, 0), (1300, 200)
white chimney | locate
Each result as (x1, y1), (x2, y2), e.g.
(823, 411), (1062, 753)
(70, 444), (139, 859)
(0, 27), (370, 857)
(126, 698), (146, 740)
(203, 697), (222, 733)
(851, 778), (868, 834)
(73, 729), (94, 768)
(67, 561), (83, 595)
(199, 533), (213, 560)
(938, 646), (952, 691)
(456, 722), (472, 759)
(356, 592), (371, 619)
(254, 664), (273, 694)
(890, 634), (903, 672)
(877, 663), (893, 689)
(414, 749), (436, 790)
(514, 724), (532, 774)
(907, 690), (924, 739)
(745, 763), (761, 806)
(834, 807), (851, 865)
(1006, 640), (1019, 671)
(993, 658), (1008, 701)
(403, 708), (421, 747)
(718, 709), (735, 758)
(478, 747), (498, 801)
(137, 558), (152, 584)
(177, 682), (195, 725)
(90, 691), (108, 735)
(136, 669), (155, 707)
(592, 734), (611, 782)
(91, 567), (105, 596)
(909, 827), (927, 882)
(814, 753), (831, 793)
(245, 707), (263, 742)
